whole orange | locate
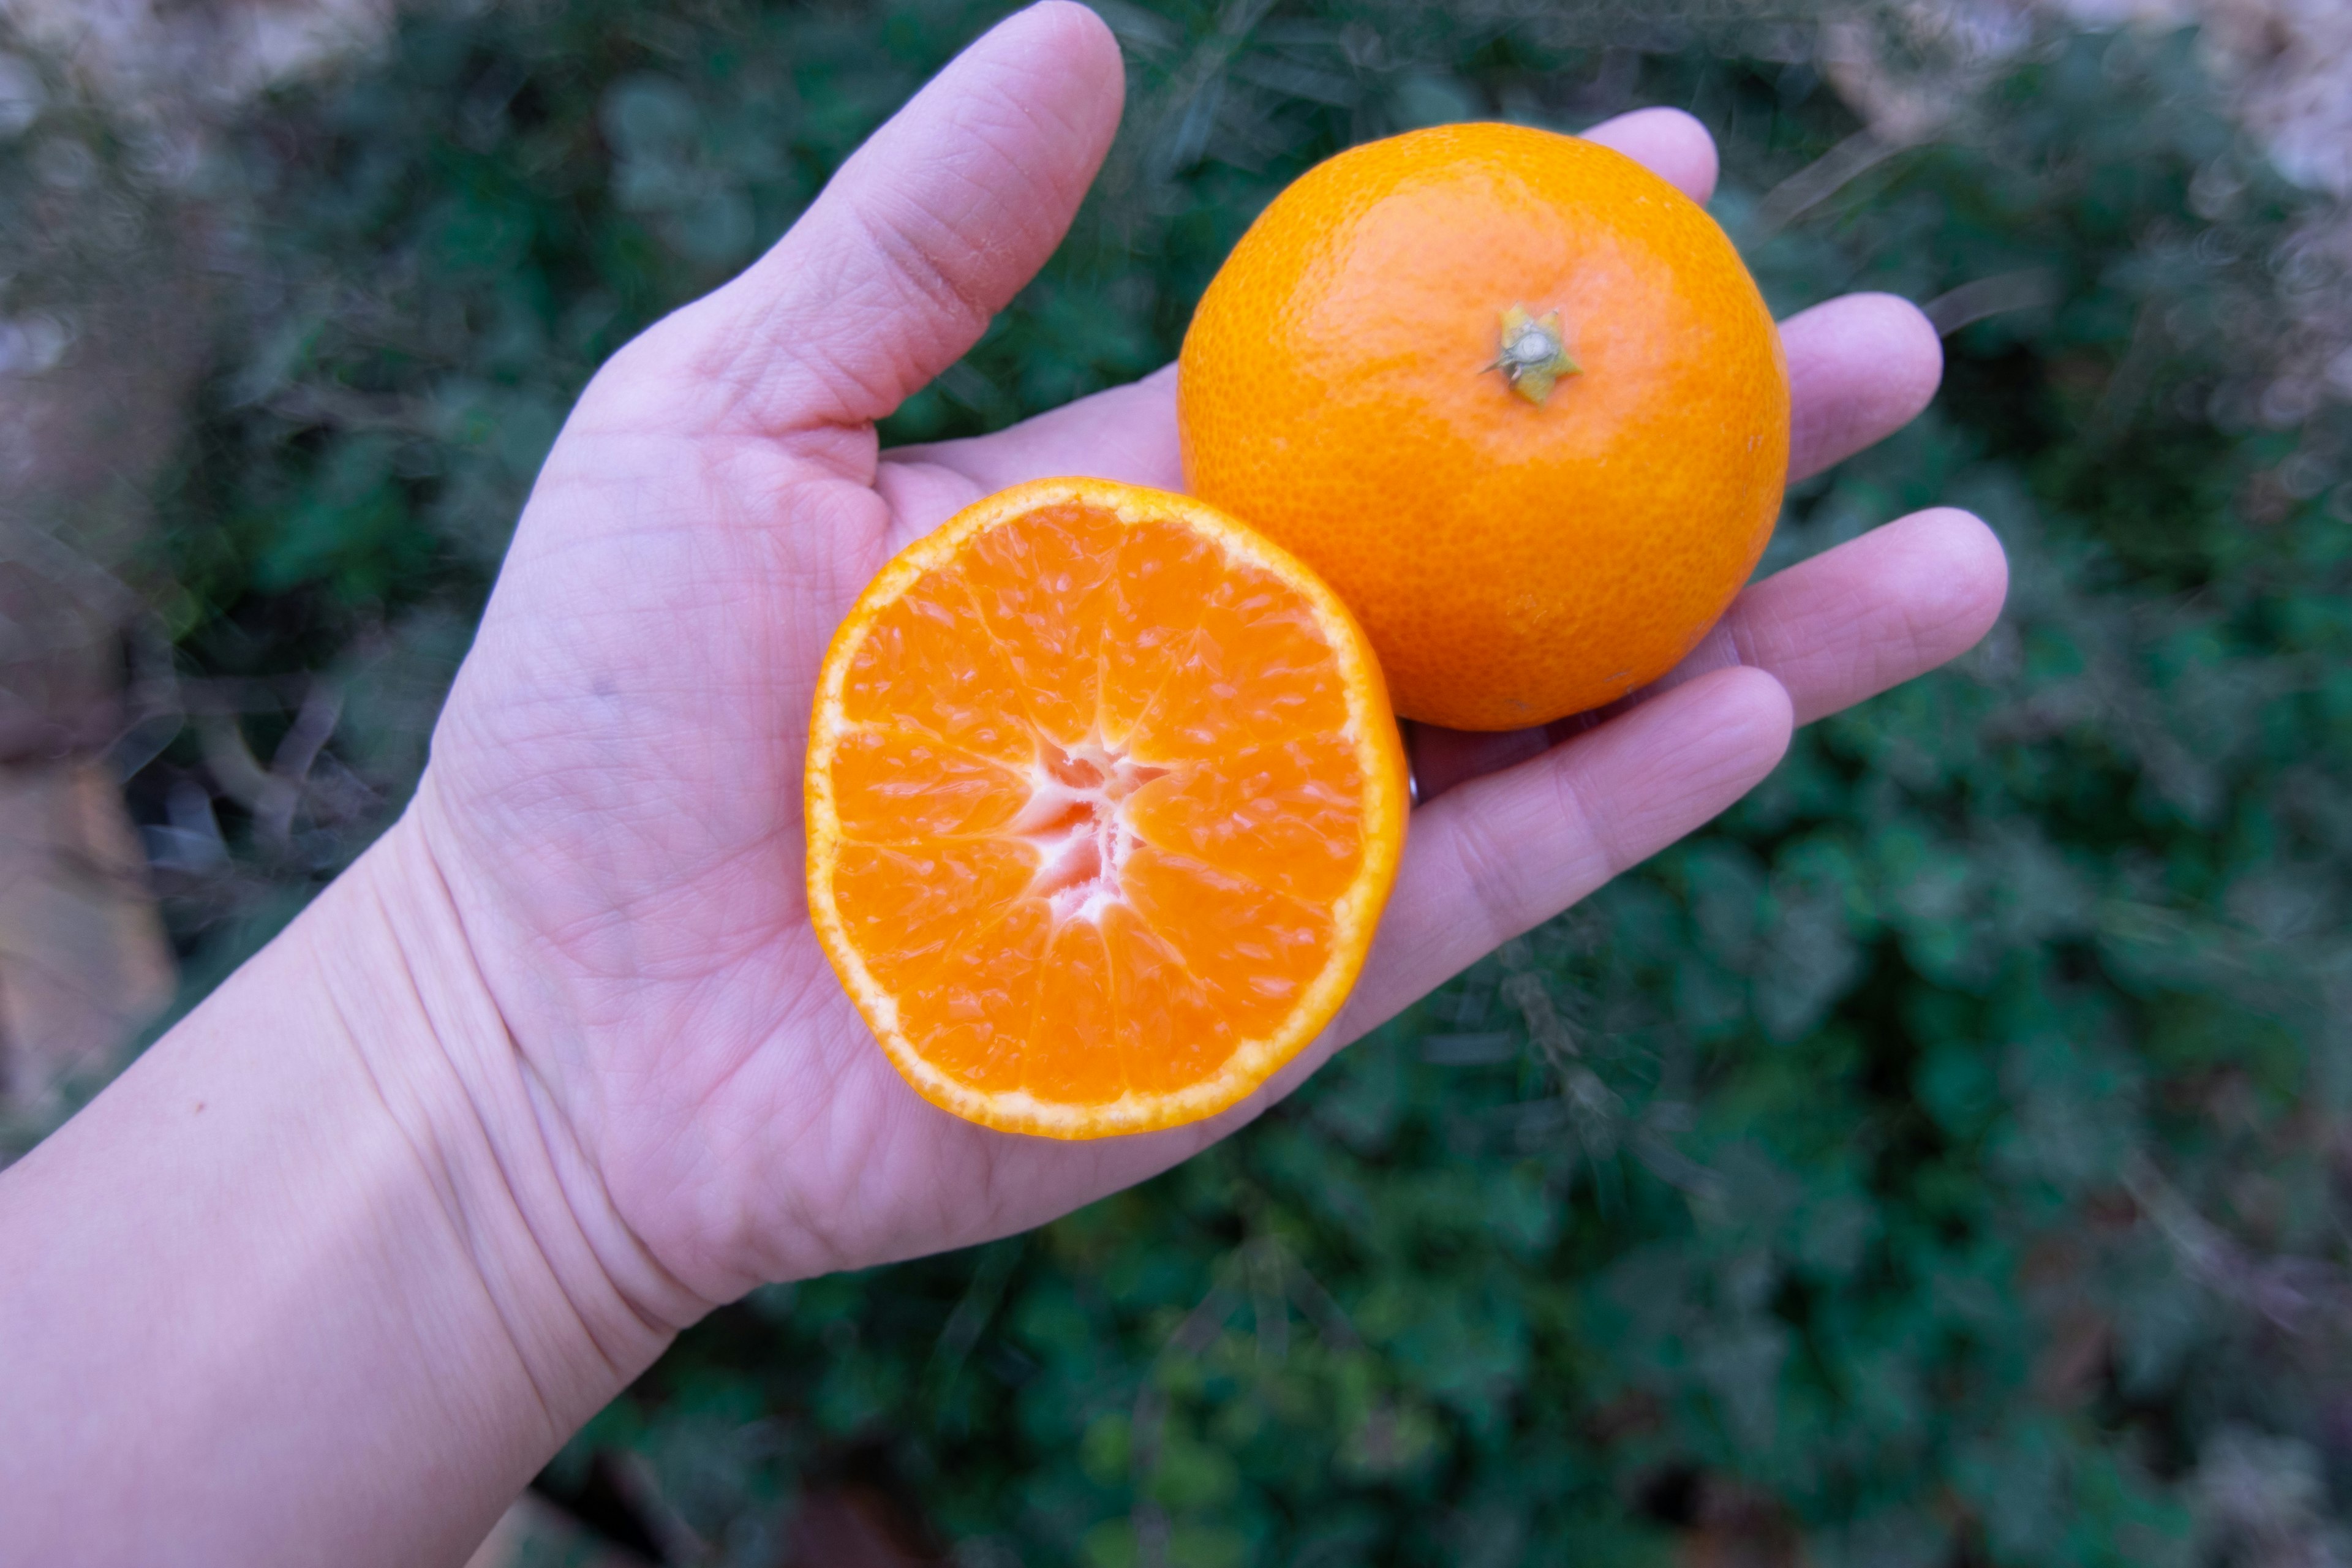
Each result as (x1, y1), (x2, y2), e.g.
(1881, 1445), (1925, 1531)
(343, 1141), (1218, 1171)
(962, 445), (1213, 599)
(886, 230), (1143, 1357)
(1178, 122), (1790, 732)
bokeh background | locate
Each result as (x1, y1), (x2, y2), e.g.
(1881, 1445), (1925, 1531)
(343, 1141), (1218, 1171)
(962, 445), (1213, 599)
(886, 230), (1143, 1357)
(6, 0), (2352, 1563)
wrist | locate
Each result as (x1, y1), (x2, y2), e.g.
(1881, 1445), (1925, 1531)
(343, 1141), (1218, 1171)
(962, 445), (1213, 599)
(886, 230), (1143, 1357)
(314, 811), (693, 1423)
(0, 811), (687, 1566)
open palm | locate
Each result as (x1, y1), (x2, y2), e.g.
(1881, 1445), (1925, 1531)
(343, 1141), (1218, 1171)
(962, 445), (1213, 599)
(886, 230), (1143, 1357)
(414, 2), (2006, 1316)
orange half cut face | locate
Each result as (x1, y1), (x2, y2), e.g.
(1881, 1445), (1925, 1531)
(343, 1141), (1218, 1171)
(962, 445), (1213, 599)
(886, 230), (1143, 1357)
(805, 477), (1409, 1139)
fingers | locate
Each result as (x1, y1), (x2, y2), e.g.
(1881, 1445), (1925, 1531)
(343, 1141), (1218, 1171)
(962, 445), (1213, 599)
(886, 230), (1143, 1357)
(686, 2), (1125, 435)
(1335, 667), (1793, 1036)
(1636, 506), (2007, 723)
(1784, 293), (1943, 480)
(1579, 106), (1719, 203)
(1409, 507), (2007, 799)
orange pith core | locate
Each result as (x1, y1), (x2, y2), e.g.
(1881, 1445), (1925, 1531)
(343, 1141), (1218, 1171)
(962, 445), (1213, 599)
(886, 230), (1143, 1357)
(1017, 742), (1170, 918)
(806, 480), (1408, 1140)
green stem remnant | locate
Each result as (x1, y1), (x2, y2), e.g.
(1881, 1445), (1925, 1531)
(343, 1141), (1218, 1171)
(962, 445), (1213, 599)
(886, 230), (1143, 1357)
(1487, 304), (1580, 404)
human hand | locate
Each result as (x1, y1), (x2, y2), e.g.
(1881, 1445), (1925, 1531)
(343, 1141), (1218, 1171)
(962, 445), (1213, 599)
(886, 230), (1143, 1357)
(413, 1), (2006, 1320)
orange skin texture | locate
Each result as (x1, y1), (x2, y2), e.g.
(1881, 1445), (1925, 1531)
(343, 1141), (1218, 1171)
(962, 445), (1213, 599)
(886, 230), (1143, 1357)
(1178, 122), (1792, 732)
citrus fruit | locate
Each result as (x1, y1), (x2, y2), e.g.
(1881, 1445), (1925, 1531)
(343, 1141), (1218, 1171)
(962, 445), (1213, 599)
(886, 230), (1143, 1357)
(1178, 121), (1790, 732)
(805, 477), (1409, 1139)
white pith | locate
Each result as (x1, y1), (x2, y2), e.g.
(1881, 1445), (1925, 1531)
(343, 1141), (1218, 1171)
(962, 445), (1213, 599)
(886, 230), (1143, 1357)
(1008, 736), (1170, 925)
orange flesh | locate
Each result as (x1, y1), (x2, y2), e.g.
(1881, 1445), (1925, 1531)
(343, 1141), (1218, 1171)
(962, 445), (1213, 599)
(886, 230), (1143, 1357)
(808, 482), (1406, 1138)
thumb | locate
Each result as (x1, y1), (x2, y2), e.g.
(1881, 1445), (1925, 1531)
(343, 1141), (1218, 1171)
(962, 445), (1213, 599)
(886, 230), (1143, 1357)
(684, 2), (1125, 437)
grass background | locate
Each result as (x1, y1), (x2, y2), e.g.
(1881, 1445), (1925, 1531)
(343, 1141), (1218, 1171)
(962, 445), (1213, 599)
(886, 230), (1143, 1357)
(9, 0), (2352, 1562)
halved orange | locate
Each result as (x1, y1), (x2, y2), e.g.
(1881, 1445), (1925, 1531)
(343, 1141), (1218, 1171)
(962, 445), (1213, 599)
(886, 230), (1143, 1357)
(805, 477), (1409, 1139)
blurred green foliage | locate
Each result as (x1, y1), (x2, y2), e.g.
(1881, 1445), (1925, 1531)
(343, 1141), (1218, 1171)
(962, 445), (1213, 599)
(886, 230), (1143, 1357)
(10, 0), (2352, 1562)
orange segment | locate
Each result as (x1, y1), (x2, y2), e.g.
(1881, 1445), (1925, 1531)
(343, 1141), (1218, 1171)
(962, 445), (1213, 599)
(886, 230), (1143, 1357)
(1099, 519), (1227, 748)
(829, 839), (1035, 994)
(958, 500), (1122, 747)
(805, 477), (1409, 1139)
(1123, 734), (1368, 905)
(1102, 904), (1235, 1098)
(830, 726), (1030, 842)
(837, 570), (1033, 766)
(1028, 919), (1119, 1104)
(1118, 846), (1335, 1041)
(1142, 553), (1355, 755)
(892, 901), (1052, 1095)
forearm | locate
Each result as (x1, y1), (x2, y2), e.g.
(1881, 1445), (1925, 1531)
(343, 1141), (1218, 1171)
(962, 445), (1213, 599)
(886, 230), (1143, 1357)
(0, 818), (680, 1567)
